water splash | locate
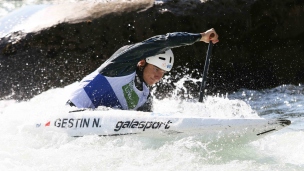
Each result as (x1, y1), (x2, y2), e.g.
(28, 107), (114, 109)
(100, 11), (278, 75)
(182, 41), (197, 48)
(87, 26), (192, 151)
(0, 82), (302, 170)
(0, 0), (154, 37)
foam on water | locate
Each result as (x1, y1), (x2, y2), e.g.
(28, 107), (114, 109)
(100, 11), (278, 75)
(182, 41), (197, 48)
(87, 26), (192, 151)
(0, 1), (303, 170)
(0, 0), (154, 37)
(0, 83), (303, 170)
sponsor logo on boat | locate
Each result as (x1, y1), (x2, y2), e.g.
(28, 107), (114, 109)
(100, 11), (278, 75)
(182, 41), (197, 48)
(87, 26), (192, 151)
(49, 118), (172, 132)
(114, 119), (172, 132)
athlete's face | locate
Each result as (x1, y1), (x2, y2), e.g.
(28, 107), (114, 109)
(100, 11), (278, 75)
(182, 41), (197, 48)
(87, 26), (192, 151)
(143, 64), (166, 86)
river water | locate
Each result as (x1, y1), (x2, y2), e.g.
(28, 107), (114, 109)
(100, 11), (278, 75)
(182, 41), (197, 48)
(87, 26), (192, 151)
(1, 0), (304, 170)
(1, 82), (303, 171)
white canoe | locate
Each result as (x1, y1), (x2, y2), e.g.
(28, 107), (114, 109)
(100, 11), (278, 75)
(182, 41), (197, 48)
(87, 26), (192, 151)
(35, 109), (291, 141)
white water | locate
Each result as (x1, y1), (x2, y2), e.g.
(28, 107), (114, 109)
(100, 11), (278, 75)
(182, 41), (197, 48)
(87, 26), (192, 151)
(0, 0), (154, 37)
(1, 0), (304, 170)
(0, 83), (303, 171)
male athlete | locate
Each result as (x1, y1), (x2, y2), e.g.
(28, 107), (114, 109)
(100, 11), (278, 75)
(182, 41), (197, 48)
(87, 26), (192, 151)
(67, 28), (219, 111)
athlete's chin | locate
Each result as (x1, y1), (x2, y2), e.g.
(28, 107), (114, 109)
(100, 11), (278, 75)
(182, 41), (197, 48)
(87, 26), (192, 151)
(146, 78), (159, 86)
(146, 81), (156, 86)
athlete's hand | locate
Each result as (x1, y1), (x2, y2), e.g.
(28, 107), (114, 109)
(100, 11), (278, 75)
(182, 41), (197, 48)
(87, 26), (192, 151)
(200, 28), (219, 44)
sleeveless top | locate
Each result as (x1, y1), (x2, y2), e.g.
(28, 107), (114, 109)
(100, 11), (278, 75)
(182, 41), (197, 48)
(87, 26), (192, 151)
(69, 70), (149, 110)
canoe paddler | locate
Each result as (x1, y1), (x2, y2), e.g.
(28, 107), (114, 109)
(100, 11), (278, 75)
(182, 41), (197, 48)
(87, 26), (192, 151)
(67, 29), (219, 111)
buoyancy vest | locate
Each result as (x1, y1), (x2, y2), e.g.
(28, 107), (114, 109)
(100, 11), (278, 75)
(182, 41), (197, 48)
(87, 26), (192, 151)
(69, 70), (149, 110)
(68, 32), (202, 110)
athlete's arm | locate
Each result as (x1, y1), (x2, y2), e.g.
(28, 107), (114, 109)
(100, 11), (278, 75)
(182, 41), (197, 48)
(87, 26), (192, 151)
(99, 32), (202, 77)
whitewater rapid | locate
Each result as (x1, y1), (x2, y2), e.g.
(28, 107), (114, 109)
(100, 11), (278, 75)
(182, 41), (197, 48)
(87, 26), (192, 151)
(0, 83), (303, 170)
(1, 1), (303, 170)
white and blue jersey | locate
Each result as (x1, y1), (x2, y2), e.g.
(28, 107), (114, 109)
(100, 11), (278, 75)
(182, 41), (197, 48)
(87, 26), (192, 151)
(69, 70), (150, 110)
(68, 32), (202, 111)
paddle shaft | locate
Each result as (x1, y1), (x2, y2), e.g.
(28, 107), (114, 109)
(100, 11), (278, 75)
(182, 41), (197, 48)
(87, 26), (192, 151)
(199, 41), (213, 102)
